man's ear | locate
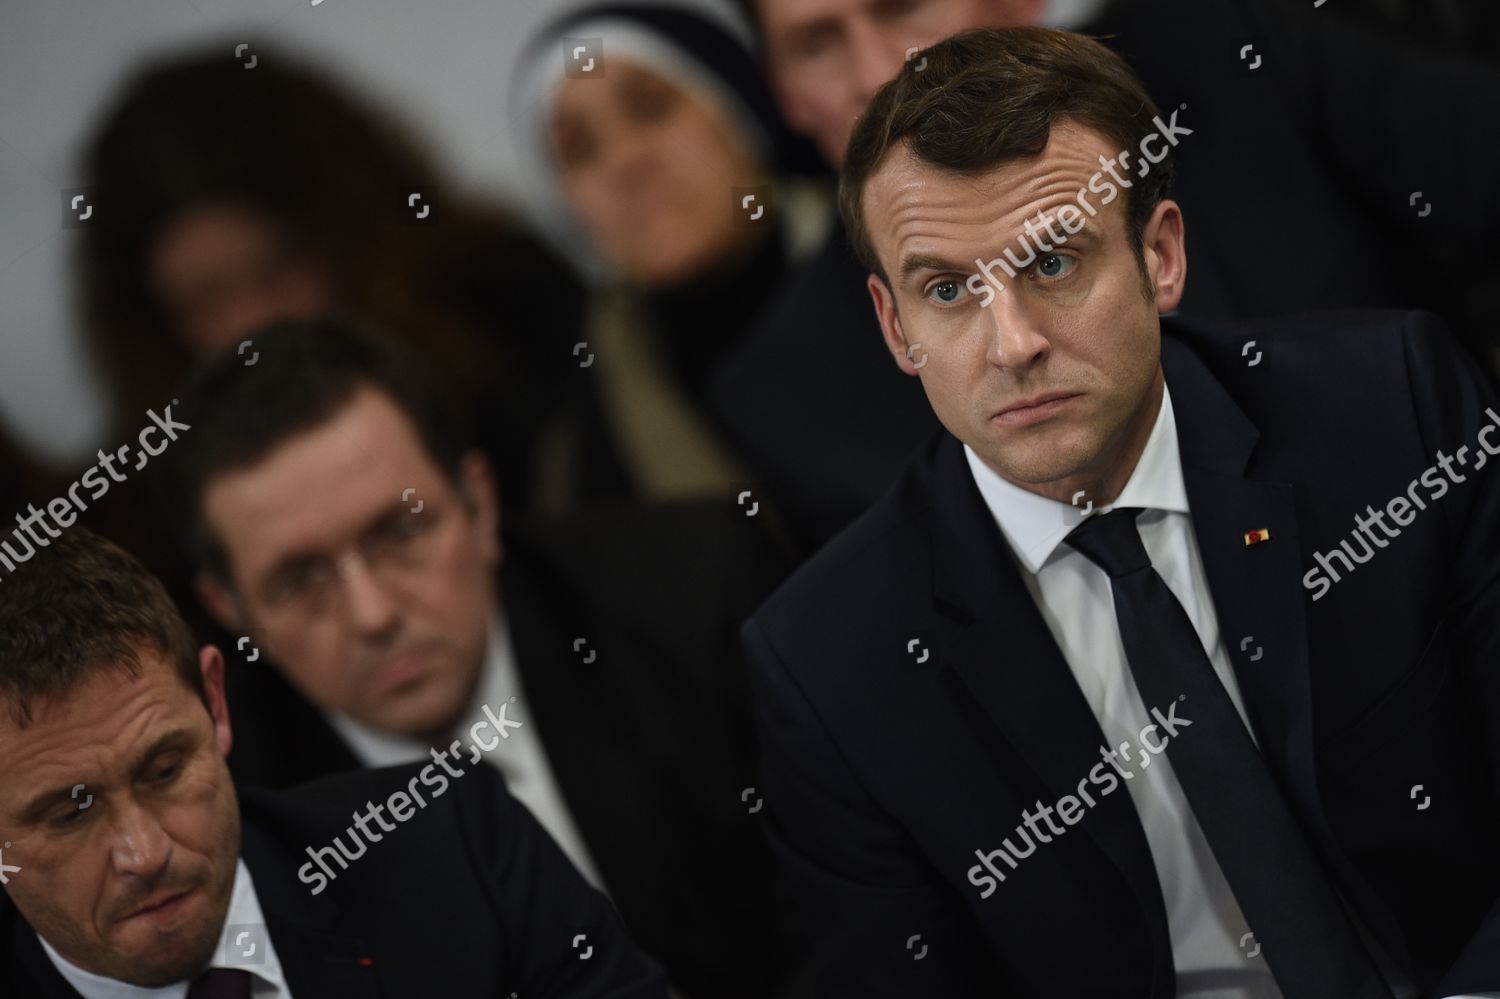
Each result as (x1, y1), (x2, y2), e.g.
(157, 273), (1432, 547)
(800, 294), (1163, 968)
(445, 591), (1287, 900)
(457, 450), (503, 566)
(199, 645), (233, 758)
(196, 570), (244, 635)
(869, 273), (923, 376)
(1142, 199), (1187, 314)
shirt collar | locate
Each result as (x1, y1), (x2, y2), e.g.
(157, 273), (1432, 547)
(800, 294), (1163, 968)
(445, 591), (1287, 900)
(328, 607), (507, 768)
(963, 382), (1188, 574)
(40, 858), (288, 999)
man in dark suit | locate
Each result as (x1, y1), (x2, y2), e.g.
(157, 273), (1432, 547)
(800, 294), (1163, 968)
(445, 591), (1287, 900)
(712, 0), (1500, 549)
(745, 27), (1500, 998)
(0, 527), (664, 997)
(165, 320), (806, 999)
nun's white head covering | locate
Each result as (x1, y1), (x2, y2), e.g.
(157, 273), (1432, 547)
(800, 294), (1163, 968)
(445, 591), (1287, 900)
(510, 3), (777, 282)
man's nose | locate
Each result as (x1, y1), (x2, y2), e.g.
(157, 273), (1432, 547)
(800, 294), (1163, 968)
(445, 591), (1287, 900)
(109, 799), (173, 883)
(337, 551), (401, 635)
(983, 290), (1051, 370)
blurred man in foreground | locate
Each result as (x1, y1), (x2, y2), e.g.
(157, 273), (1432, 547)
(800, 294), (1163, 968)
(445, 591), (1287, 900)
(0, 528), (664, 997)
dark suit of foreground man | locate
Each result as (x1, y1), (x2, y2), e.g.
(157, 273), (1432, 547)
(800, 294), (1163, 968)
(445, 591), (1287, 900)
(745, 28), (1500, 999)
(0, 529), (665, 998)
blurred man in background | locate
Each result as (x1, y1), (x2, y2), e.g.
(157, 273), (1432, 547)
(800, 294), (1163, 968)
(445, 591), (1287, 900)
(168, 320), (808, 999)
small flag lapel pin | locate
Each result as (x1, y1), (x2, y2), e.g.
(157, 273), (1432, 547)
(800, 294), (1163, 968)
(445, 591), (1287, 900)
(1243, 527), (1272, 546)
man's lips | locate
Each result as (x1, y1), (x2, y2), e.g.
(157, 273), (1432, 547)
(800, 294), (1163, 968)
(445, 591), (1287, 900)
(119, 888), (193, 923)
(993, 392), (1081, 425)
(368, 648), (434, 694)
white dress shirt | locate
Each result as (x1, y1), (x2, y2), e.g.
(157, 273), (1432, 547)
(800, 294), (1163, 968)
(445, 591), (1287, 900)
(963, 384), (1500, 998)
(329, 605), (606, 890)
(41, 858), (290, 998)
(964, 384), (1283, 998)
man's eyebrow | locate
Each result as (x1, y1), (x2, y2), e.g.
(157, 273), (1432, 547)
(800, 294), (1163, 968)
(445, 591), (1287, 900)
(15, 784), (83, 825)
(898, 253), (971, 284)
(260, 499), (412, 583)
(259, 548), (323, 593)
(129, 728), (197, 777)
(14, 728), (196, 823)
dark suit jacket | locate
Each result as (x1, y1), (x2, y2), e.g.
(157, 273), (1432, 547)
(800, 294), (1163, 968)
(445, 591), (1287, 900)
(223, 500), (808, 999)
(707, 0), (1500, 550)
(1, 763), (665, 997)
(744, 311), (1500, 997)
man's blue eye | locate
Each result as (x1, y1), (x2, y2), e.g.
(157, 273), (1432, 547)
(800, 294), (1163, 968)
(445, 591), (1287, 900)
(1036, 254), (1075, 279)
(929, 280), (964, 304)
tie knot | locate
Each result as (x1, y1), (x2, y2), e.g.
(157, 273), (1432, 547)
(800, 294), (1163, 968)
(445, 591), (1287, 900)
(1065, 507), (1150, 578)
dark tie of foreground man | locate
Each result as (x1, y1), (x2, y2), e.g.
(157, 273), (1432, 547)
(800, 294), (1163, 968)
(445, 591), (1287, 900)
(1067, 507), (1394, 999)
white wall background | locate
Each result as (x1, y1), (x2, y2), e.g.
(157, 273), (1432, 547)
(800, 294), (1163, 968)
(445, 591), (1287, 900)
(0, 0), (735, 465)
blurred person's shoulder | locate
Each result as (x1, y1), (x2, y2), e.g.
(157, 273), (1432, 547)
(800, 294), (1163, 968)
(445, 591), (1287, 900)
(237, 761), (524, 896)
(504, 498), (800, 621)
(749, 429), (946, 637)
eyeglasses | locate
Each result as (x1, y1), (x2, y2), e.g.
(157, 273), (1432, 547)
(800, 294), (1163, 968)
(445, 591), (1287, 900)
(252, 502), (450, 620)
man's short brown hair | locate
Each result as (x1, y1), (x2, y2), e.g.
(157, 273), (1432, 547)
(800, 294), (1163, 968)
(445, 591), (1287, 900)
(839, 26), (1176, 285)
(0, 527), (203, 726)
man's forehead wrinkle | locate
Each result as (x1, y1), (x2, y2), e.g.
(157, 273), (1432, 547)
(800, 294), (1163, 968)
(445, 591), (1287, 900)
(881, 144), (1106, 218)
(869, 127), (1124, 271)
(982, 152), (1101, 201)
(5, 688), (171, 813)
(886, 174), (1095, 254)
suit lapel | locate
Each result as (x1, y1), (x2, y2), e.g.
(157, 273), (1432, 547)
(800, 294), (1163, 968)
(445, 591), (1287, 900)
(926, 430), (1174, 991)
(495, 542), (595, 803)
(495, 544), (635, 878)
(1159, 337), (1312, 790)
(1162, 335), (1413, 968)
(239, 819), (379, 998)
(924, 328), (1412, 986)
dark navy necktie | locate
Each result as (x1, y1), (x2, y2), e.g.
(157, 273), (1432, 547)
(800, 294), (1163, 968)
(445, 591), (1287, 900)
(1066, 507), (1393, 999)
(185, 968), (254, 999)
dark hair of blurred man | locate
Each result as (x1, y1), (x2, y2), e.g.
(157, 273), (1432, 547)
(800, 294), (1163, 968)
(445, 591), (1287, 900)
(0, 528), (665, 997)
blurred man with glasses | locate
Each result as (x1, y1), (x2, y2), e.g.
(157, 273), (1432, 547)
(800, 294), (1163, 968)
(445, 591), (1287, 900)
(166, 318), (806, 999)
